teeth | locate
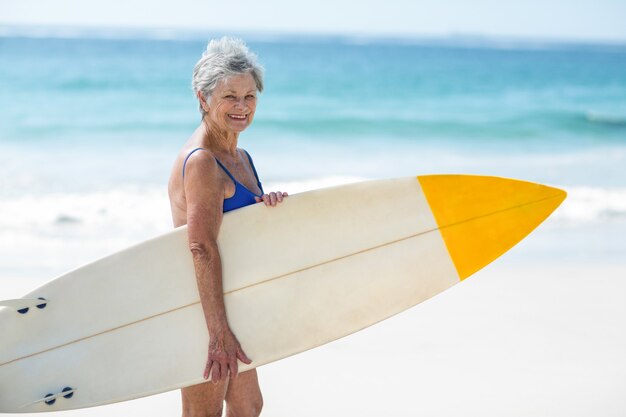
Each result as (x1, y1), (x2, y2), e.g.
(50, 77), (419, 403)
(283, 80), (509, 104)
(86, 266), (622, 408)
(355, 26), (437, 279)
(229, 114), (246, 119)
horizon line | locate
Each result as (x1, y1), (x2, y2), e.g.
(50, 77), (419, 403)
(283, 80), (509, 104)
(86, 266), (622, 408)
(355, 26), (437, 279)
(1, 22), (626, 49)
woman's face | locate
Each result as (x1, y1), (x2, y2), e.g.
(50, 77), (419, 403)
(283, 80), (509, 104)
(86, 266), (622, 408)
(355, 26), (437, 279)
(204, 72), (258, 134)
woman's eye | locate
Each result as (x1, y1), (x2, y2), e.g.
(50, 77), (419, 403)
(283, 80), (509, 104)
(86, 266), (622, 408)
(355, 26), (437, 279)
(245, 95), (255, 100)
(225, 95), (236, 99)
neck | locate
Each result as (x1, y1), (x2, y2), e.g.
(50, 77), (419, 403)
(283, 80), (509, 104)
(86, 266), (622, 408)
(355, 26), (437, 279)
(201, 117), (239, 157)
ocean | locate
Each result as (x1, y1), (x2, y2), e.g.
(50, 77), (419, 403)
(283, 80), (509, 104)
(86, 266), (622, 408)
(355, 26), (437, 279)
(1, 32), (625, 281)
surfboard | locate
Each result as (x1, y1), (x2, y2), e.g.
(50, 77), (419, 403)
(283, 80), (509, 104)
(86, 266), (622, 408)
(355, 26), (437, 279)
(0, 175), (566, 412)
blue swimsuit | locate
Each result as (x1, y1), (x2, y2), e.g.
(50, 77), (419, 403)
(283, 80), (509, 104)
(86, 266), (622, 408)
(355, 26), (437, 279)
(182, 148), (264, 213)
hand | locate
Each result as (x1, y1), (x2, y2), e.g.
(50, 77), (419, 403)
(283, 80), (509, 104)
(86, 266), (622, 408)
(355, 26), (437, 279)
(255, 191), (288, 207)
(204, 329), (252, 383)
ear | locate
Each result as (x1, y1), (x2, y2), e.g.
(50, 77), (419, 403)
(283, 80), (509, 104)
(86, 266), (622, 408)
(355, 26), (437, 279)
(197, 91), (210, 113)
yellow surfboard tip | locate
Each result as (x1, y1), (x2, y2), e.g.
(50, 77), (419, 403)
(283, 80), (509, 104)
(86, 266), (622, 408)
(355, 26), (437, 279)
(418, 175), (566, 280)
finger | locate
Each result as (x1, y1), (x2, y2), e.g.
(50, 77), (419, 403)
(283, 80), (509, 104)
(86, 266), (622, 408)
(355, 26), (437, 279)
(283, 192), (289, 197)
(262, 194), (270, 206)
(254, 196), (262, 203)
(220, 360), (230, 381)
(237, 348), (253, 365)
(229, 358), (239, 379)
(270, 192), (277, 206)
(210, 361), (221, 383)
(277, 191), (283, 203)
(219, 361), (228, 382)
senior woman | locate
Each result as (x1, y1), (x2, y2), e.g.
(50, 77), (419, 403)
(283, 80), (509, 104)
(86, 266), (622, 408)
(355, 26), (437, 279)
(168, 37), (286, 417)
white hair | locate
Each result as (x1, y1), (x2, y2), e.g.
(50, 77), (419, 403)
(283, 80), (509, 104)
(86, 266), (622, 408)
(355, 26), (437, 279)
(192, 37), (264, 116)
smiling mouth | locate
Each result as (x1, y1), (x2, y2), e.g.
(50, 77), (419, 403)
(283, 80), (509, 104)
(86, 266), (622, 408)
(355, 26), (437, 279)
(228, 114), (248, 120)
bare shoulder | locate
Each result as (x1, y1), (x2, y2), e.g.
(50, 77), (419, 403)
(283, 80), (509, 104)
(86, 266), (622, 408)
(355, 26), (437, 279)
(169, 148), (222, 226)
(181, 148), (218, 180)
(169, 128), (210, 189)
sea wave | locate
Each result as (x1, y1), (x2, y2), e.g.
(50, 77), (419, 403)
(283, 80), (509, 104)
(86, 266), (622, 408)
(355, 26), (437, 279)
(0, 179), (624, 272)
(5, 112), (625, 145)
(514, 110), (626, 132)
(0, 186), (173, 271)
(253, 109), (626, 142)
(555, 186), (626, 222)
(585, 112), (626, 127)
(0, 186), (172, 240)
(0, 179), (623, 238)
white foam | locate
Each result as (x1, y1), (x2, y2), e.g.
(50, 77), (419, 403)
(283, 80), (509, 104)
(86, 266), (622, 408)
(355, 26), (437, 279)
(1, 179), (623, 275)
(555, 186), (626, 223)
(0, 186), (172, 238)
(0, 177), (366, 273)
(0, 180), (622, 239)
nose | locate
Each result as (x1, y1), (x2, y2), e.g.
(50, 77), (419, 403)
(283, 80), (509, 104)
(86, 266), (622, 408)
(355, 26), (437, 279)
(234, 97), (247, 110)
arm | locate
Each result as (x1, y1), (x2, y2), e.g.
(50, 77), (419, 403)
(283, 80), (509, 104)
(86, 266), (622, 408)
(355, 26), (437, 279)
(183, 151), (251, 382)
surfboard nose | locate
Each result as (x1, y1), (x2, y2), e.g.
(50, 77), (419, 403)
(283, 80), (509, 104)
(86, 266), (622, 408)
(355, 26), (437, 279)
(418, 175), (567, 280)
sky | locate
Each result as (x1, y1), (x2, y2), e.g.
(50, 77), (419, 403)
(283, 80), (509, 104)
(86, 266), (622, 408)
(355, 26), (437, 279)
(1, 0), (626, 42)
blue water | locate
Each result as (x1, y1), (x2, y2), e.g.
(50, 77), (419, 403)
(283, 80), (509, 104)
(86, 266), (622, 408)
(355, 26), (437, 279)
(1, 33), (625, 273)
(2, 37), (625, 142)
(1, 36), (625, 183)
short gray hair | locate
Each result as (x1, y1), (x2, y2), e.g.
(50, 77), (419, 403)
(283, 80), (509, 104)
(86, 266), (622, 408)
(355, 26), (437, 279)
(192, 37), (264, 116)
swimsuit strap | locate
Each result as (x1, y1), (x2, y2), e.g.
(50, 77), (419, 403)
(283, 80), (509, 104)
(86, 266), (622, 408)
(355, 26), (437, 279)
(182, 148), (262, 194)
(212, 158), (238, 184)
(243, 150), (264, 193)
(182, 147), (237, 183)
(182, 147), (205, 179)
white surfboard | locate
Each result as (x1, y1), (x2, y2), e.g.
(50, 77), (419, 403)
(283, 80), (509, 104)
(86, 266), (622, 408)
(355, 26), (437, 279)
(0, 175), (565, 412)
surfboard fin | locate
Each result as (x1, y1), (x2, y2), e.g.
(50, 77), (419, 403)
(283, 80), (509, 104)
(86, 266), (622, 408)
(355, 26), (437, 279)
(0, 298), (47, 314)
(20, 387), (75, 408)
